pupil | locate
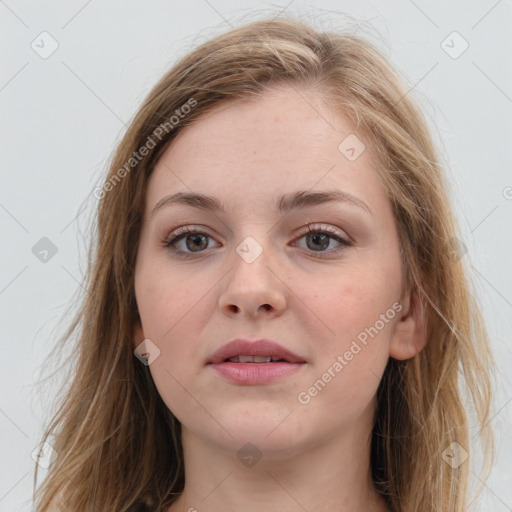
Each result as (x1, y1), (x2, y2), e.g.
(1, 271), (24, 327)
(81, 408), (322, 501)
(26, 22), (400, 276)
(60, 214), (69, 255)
(187, 234), (208, 251)
(308, 233), (328, 251)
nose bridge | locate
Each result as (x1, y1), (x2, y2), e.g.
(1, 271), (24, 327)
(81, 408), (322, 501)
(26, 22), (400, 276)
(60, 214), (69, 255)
(230, 234), (275, 286)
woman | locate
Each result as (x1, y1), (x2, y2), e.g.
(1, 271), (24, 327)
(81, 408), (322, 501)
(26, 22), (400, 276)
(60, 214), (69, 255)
(33, 15), (494, 512)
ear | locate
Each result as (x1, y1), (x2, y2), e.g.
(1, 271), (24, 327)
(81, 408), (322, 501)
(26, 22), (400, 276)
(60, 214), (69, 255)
(389, 287), (427, 360)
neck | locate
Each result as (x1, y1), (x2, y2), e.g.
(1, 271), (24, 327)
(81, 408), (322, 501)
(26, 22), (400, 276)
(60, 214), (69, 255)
(167, 407), (389, 512)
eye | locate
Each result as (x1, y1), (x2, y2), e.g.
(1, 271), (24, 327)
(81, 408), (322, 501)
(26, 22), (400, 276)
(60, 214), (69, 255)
(292, 224), (351, 258)
(162, 224), (351, 258)
(162, 226), (219, 257)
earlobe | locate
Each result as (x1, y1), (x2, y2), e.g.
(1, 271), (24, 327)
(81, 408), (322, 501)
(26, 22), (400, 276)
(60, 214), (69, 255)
(389, 288), (427, 360)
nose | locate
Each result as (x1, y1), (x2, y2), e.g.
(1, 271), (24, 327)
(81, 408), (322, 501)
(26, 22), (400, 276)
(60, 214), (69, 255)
(218, 240), (287, 319)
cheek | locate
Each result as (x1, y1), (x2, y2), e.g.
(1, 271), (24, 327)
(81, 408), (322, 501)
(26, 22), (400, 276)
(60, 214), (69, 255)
(298, 262), (400, 340)
(293, 261), (400, 391)
(295, 277), (396, 423)
(135, 266), (212, 418)
(134, 256), (212, 388)
(135, 252), (208, 337)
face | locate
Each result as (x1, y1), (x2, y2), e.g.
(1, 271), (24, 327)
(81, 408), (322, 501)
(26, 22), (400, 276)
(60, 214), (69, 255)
(133, 84), (417, 458)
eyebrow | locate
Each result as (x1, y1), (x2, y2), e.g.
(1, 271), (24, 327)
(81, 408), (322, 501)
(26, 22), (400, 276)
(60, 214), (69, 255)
(150, 189), (372, 218)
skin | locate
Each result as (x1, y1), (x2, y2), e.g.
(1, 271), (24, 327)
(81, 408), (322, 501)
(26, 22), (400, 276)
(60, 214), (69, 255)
(133, 83), (426, 512)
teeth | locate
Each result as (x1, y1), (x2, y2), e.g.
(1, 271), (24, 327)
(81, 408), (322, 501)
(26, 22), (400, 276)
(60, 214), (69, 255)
(227, 355), (276, 363)
(253, 356), (273, 363)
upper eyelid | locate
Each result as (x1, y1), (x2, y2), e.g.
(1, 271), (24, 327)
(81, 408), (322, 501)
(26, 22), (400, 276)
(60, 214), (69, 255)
(166, 223), (348, 238)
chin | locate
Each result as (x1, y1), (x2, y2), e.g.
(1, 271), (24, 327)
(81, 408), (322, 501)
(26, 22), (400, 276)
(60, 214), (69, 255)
(202, 406), (315, 458)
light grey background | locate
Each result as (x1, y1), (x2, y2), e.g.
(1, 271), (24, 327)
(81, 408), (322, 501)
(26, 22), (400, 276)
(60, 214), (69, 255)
(1, 1), (511, 510)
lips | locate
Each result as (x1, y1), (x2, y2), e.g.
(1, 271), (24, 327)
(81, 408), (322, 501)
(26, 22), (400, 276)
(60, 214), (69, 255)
(207, 338), (306, 385)
(207, 338), (306, 365)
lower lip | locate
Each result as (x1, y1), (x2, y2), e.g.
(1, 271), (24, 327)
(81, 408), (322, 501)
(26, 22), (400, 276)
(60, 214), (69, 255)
(208, 362), (305, 384)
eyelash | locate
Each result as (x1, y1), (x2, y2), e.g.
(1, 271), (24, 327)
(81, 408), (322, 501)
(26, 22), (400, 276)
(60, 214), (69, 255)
(161, 224), (352, 259)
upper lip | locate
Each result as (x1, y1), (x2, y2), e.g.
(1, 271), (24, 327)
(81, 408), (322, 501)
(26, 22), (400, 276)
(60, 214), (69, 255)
(207, 338), (306, 364)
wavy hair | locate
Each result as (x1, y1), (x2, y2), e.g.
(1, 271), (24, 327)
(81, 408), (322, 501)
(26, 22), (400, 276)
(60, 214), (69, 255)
(32, 15), (494, 512)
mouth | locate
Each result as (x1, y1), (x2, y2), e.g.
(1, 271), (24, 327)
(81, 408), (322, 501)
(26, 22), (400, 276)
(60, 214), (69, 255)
(207, 338), (306, 365)
(207, 339), (306, 384)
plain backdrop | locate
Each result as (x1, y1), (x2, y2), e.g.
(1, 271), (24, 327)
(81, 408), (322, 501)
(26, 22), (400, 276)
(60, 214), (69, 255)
(1, 1), (511, 510)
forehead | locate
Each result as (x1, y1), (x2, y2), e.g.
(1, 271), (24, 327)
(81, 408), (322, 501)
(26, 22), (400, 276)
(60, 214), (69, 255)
(144, 84), (387, 216)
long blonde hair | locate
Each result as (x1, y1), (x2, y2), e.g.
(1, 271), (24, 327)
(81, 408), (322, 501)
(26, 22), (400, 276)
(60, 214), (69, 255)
(32, 15), (494, 512)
